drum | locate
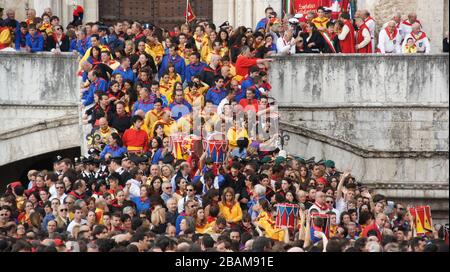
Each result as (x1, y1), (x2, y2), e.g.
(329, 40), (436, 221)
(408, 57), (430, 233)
(202, 133), (228, 163)
(169, 133), (187, 160)
(275, 203), (300, 229)
(181, 134), (203, 156)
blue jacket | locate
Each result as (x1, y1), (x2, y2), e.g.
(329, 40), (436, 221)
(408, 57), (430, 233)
(25, 33), (44, 52)
(169, 100), (193, 120)
(133, 99), (154, 115)
(131, 196), (151, 214)
(256, 18), (269, 31)
(205, 87), (227, 106)
(112, 66), (136, 82)
(100, 145), (127, 159)
(151, 148), (164, 164)
(82, 78), (108, 106)
(175, 212), (187, 235)
(184, 62), (207, 83)
(160, 54), (186, 81)
(75, 38), (89, 56)
(15, 31), (27, 50)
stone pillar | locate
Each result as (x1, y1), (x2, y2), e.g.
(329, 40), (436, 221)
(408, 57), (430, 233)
(234, 0), (253, 28)
(416, 0), (445, 53)
(213, 0), (230, 26)
(83, 0), (98, 23)
(33, 0), (52, 16)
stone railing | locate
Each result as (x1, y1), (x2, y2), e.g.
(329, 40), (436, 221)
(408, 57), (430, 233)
(0, 52), (81, 166)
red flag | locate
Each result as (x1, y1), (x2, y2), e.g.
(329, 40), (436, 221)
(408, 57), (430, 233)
(184, 0), (196, 23)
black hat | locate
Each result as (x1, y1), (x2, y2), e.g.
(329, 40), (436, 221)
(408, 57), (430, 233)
(130, 155), (148, 165)
(88, 148), (101, 156)
(143, 23), (154, 30)
(305, 157), (316, 164)
(53, 155), (63, 164)
(219, 21), (230, 29)
(162, 153), (175, 164)
(74, 157), (85, 165)
(317, 159), (326, 166)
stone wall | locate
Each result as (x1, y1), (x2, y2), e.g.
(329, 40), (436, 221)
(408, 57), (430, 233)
(0, 52), (81, 166)
(270, 54), (449, 222)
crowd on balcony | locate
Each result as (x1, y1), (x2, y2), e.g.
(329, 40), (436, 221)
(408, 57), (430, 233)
(0, 5), (448, 252)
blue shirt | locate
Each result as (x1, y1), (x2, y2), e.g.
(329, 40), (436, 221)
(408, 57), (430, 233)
(112, 66), (136, 82)
(25, 33), (44, 52)
(15, 31), (27, 50)
(160, 54), (186, 81)
(133, 99), (154, 115)
(82, 78), (108, 106)
(100, 145), (127, 159)
(184, 62), (207, 83)
(175, 212), (187, 235)
(169, 100), (193, 120)
(256, 18), (269, 31)
(205, 87), (227, 106)
(131, 196), (151, 213)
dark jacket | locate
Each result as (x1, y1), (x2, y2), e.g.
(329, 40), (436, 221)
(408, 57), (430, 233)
(46, 34), (70, 52)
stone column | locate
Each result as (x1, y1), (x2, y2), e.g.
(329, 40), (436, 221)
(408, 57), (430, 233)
(235, 0), (253, 28)
(83, 0), (98, 23)
(416, 0), (445, 53)
(213, 0), (230, 26)
(33, 0), (52, 16)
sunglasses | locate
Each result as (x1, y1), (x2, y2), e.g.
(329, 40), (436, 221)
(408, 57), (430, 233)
(59, 209), (68, 212)
(187, 189), (194, 192)
(164, 187), (173, 189)
(327, 201), (334, 204)
(66, 202), (74, 204)
(0, 213), (7, 216)
(56, 186), (64, 189)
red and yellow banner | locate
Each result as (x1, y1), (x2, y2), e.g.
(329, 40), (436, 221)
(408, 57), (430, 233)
(409, 206), (433, 235)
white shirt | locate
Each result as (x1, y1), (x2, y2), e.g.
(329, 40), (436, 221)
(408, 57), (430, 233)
(378, 28), (402, 53)
(402, 32), (431, 53)
(400, 20), (422, 41)
(126, 178), (141, 198)
(50, 193), (67, 203)
(49, 184), (57, 198)
(276, 37), (296, 55)
(177, 195), (202, 213)
(338, 24), (351, 41)
(217, 97), (231, 116)
(67, 218), (87, 234)
(357, 28), (371, 49)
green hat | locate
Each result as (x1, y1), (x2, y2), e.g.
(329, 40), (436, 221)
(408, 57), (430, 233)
(324, 160), (335, 168)
(274, 156), (286, 165)
(260, 156), (273, 164)
(294, 156), (306, 164)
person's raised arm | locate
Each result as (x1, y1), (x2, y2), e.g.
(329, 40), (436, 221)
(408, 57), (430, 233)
(303, 212), (311, 249)
(336, 171), (350, 200)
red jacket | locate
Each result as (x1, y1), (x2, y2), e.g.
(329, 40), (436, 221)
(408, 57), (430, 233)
(361, 222), (382, 241)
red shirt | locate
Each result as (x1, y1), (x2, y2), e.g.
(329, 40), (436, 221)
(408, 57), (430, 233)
(235, 55), (258, 77)
(239, 99), (259, 112)
(122, 128), (149, 153)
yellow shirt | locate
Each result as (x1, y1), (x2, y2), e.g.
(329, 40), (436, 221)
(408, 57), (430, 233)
(219, 202), (243, 223)
(159, 81), (174, 103)
(312, 17), (330, 30)
(256, 211), (286, 242)
(194, 34), (209, 51)
(147, 42), (164, 62)
(144, 109), (164, 137)
(227, 127), (250, 150)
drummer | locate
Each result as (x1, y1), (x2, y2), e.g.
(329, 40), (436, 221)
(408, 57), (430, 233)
(253, 199), (290, 243)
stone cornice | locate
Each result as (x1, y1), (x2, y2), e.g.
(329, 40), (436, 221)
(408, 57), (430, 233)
(365, 182), (449, 190)
(280, 122), (449, 159)
(279, 104), (449, 110)
(0, 115), (79, 141)
(0, 103), (78, 109)
(270, 53), (449, 60)
(0, 51), (78, 60)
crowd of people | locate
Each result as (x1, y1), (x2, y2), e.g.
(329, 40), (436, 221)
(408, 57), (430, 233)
(0, 5), (449, 253)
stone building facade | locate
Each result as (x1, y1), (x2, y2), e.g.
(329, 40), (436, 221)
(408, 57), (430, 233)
(2, 0), (447, 51)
